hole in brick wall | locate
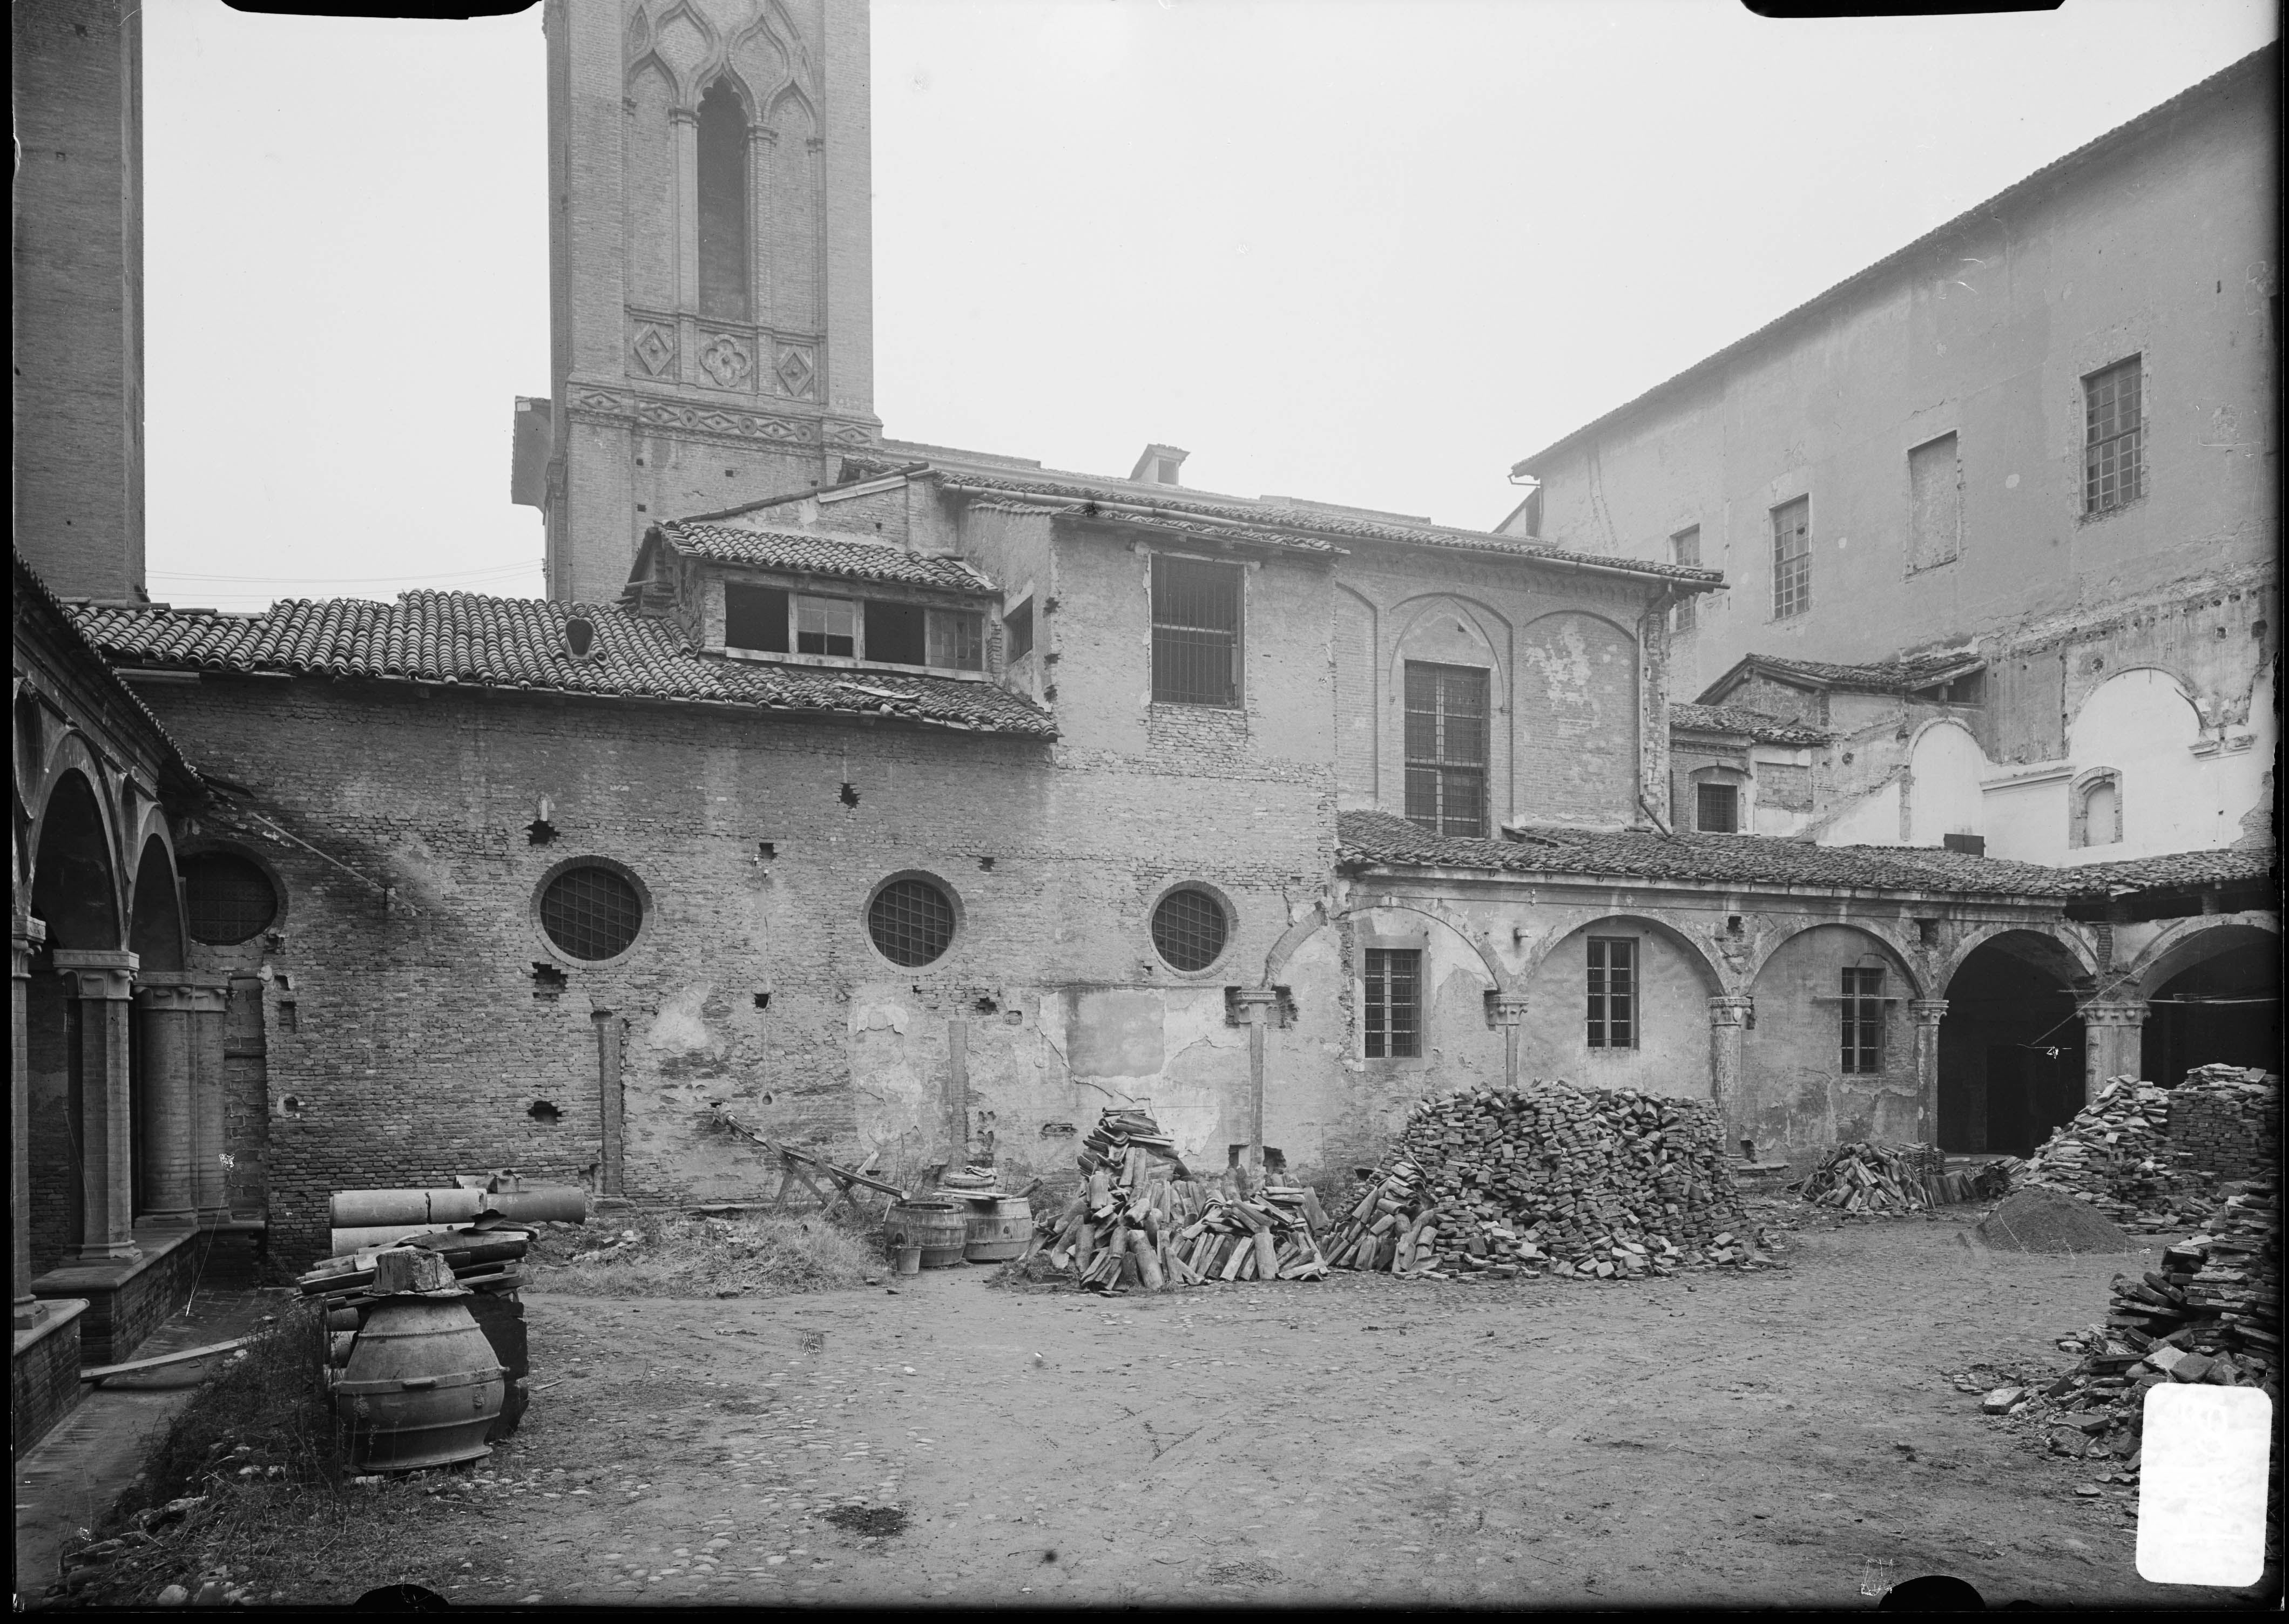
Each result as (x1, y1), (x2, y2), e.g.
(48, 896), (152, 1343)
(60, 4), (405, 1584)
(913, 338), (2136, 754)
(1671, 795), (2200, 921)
(974, 995), (998, 1014)
(1227, 1145), (1286, 1174)
(526, 820), (558, 845)
(281, 1095), (303, 1117)
(1039, 1121), (1076, 1139)
(529, 1100), (563, 1125)
(1726, 916), (1744, 936)
(280, 1002), (298, 1032)
(1916, 918), (1940, 945)
(839, 783), (860, 809)
(753, 992), (771, 1010)
(531, 962), (568, 998)
(977, 856), (995, 871)
(757, 841), (776, 860)
(760, 1092), (774, 1106)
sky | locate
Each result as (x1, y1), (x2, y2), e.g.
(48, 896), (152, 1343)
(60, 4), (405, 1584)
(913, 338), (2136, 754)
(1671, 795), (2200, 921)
(141, 0), (2277, 611)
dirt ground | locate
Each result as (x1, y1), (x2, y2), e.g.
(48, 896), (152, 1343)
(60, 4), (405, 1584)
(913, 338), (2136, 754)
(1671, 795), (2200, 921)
(320, 1202), (2266, 1611)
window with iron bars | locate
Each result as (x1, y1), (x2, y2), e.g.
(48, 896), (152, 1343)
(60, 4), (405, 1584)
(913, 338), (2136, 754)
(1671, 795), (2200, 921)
(1670, 527), (1700, 633)
(1840, 966), (1886, 1073)
(1364, 948), (1421, 1059)
(1403, 662), (1490, 837)
(1695, 781), (1739, 834)
(2083, 356), (2144, 516)
(1150, 554), (1244, 706)
(1586, 937), (1636, 1049)
(1772, 498), (1811, 619)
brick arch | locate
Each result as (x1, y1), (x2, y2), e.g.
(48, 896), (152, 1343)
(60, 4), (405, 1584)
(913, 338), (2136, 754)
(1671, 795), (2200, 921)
(2128, 915), (2280, 1002)
(1276, 899), (1513, 993)
(1744, 919), (1928, 1000)
(1521, 911), (1727, 998)
(1935, 921), (2101, 996)
(29, 751), (124, 952)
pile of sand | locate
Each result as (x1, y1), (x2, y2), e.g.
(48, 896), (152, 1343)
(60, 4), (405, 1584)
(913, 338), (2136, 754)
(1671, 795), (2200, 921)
(1975, 1186), (2135, 1255)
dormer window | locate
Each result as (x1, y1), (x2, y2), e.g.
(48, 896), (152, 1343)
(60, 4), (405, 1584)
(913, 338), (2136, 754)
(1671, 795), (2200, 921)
(796, 595), (858, 657)
(723, 580), (985, 672)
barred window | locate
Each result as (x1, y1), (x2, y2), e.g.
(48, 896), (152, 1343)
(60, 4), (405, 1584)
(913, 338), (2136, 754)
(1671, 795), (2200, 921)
(1364, 948), (1421, 1060)
(183, 852), (279, 946)
(1840, 966), (1886, 1074)
(1670, 527), (1700, 633)
(1403, 662), (1490, 837)
(1150, 888), (1228, 972)
(539, 864), (643, 962)
(1151, 554), (1243, 706)
(1695, 782), (1739, 834)
(1586, 937), (1635, 1049)
(867, 877), (955, 967)
(2083, 357), (2144, 516)
(1772, 498), (1811, 619)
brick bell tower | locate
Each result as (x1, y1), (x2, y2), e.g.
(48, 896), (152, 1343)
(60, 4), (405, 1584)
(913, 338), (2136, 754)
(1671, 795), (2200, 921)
(523, 0), (881, 604)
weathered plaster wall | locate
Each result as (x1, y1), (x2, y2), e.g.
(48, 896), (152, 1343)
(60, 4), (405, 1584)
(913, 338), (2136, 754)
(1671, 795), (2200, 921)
(1740, 924), (1923, 1160)
(1520, 921), (1714, 1097)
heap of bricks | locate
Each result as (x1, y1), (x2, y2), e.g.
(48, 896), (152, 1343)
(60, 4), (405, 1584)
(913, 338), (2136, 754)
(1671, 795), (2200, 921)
(1336, 1083), (1751, 1281)
(1967, 1179), (2280, 1480)
(2166, 1065), (2281, 1183)
(2007, 1077), (2217, 1231)
(1800, 1140), (2001, 1212)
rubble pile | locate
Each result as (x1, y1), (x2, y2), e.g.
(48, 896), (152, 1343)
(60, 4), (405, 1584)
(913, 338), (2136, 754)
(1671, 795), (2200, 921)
(2167, 1065), (2281, 1183)
(1334, 1083), (1755, 1281)
(1798, 1141), (1975, 1213)
(1964, 1181), (2280, 1473)
(1028, 1107), (1333, 1291)
(2007, 1077), (2217, 1230)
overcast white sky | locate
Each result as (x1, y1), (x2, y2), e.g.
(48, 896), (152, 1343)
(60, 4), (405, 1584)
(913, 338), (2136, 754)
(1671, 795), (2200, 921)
(143, 0), (2276, 610)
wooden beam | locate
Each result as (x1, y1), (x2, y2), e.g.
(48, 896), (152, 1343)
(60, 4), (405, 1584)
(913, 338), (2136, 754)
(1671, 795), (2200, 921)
(82, 1338), (248, 1383)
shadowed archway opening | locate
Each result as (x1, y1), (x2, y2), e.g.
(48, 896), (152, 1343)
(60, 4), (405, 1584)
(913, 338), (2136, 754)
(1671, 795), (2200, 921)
(1937, 932), (2087, 1156)
(28, 769), (121, 1271)
(2142, 937), (2279, 1084)
(128, 836), (186, 1218)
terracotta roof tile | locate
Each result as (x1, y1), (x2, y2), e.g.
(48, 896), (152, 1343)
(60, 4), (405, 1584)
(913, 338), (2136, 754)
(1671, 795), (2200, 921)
(2060, 848), (2276, 895)
(70, 591), (1057, 737)
(1669, 701), (1830, 745)
(657, 522), (995, 592)
(1705, 652), (1983, 699)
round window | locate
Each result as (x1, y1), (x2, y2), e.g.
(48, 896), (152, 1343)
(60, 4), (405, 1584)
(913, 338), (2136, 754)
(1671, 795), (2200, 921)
(182, 852), (280, 946)
(538, 864), (644, 962)
(1151, 887), (1228, 972)
(868, 877), (955, 967)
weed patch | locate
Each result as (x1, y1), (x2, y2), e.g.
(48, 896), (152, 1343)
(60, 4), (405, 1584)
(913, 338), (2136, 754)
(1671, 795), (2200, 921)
(526, 1211), (880, 1298)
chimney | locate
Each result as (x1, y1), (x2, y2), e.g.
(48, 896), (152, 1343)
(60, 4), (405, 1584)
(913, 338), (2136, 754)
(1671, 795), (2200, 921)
(1129, 444), (1189, 487)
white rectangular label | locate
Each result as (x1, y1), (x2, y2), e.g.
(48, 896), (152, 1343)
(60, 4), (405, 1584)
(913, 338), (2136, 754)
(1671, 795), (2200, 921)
(2136, 1384), (2273, 1589)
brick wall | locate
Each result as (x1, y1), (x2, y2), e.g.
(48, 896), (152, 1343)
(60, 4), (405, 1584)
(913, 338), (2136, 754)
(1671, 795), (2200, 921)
(26, 973), (77, 1274)
(11, 1308), (85, 1461)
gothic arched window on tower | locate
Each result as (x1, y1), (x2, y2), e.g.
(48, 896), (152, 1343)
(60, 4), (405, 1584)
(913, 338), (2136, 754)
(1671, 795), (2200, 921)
(697, 82), (751, 322)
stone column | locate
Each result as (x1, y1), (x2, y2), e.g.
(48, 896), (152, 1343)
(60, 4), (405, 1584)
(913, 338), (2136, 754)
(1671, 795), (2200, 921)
(1233, 990), (1282, 1197)
(190, 978), (231, 1224)
(13, 920), (46, 1326)
(1489, 992), (1531, 1093)
(749, 124), (778, 337)
(1707, 995), (1753, 1131)
(54, 949), (141, 1264)
(672, 107), (700, 315)
(2079, 999), (2150, 1105)
(133, 972), (200, 1226)
(1909, 999), (1949, 1148)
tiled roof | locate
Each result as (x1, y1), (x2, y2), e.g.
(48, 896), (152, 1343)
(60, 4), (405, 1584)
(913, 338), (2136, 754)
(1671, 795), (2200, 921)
(2062, 848), (2277, 895)
(1669, 701), (1829, 746)
(1510, 44), (2277, 476)
(14, 551), (204, 788)
(653, 522), (994, 592)
(1701, 651), (1982, 700)
(838, 460), (1725, 585)
(1337, 809), (2097, 899)
(70, 592), (1057, 737)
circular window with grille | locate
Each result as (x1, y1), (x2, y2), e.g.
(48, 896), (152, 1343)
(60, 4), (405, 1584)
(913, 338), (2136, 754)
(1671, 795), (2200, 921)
(537, 861), (646, 963)
(183, 851), (281, 946)
(867, 876), (956, 967)
(1151, 885), (1230, 973)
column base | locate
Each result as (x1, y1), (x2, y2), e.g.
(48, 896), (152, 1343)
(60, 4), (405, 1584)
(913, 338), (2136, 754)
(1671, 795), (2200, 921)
(70, 1241), (143, 1266)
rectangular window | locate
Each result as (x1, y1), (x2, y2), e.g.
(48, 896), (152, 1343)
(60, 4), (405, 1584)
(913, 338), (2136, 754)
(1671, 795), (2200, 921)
(1772, 498), (1811, 619)
(926, 608), (985, 672)
(1841, 967), (1886, 1074)
(1670, 527), (1700, 632)
(1005, 598), (1035, 662)
(1907, 432), (1962, 570)
(2083, 357), (2144, 516)
(724, 584), (789, 653)
(1150, 554), (1243, 706)
(862, 599), (925, 665)
(1695, 781), (1739, 834)
(1586, 938), (1636, 1050)
(1364, 948), (1422, 1059)
(1403, 662), (1490, 837)
(795, 595), (857, 657)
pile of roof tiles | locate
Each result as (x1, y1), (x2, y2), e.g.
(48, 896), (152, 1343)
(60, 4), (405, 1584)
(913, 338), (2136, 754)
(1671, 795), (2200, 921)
(2004, 1077), (2218, 1231)
(1798, 1140), (1996, 1213)
(1033, 1108), (1332, 1290)
(1330, 1083), (1757, 1282)
(2166, 1065), (2281, 1183)
(1965, 1180), (2279, 1481)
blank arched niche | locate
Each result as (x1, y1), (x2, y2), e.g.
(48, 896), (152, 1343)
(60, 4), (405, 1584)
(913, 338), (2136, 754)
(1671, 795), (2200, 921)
(2071, 769), (2123, 849)
(697, 80), (751, 321)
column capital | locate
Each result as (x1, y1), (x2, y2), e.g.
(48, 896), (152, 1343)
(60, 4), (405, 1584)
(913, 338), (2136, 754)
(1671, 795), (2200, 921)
(750, 124), (779, 148)
(53, 949), (138, 1002)
(10, 916), (45, 978)
(1231, 987), (1281, 1013)
(1908, 998), (1949, 1024)
(669, 105), (699, 126)
(136, 979), (206, 1013)
(2079, 999), (2150, 1028)
(1488, 991), (1531, 1025)
(1707, 994), (1753, 1028)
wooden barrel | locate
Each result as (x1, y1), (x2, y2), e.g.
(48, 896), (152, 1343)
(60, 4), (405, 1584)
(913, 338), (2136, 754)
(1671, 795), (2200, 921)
(889, 1200), (968, 1268)
(962, 1197), (1032, 1262)
(334, 1298), (505, 1472)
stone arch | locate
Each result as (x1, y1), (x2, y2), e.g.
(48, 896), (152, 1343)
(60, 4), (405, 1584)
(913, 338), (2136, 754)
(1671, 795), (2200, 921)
(1904, 716), (1988, 845)
(127, 830), (186, 974)
(1934, 920), (2101, 995)
(29, 760), (122, 952)
(2067, 664), (2204, 753)
(1387, 593), (1511, 688)
(647, 0), (722, 103)
(2128, 916), (2281, 1002)
(1936, 926), (2092, 1155)
(1520, 911), (1726, 997)
(2069, 766), (2123, 850)
(1745, 919), (1926, 999)
(1325, 898), (1511, 992)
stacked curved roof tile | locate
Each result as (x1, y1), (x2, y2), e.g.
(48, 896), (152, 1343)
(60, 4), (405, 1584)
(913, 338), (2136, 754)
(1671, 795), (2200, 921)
(655, 522), (995, 591)
(1669, 701), (1831, 745)
(70, 591), (1057, 737)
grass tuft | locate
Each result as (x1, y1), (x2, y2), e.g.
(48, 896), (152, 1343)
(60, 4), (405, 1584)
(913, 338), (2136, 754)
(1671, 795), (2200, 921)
(527, 1210), (882, 1298)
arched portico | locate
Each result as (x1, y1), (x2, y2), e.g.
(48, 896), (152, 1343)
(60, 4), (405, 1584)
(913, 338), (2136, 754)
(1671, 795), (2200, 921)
(1936, 928), (2090, 1155)
(2131, 918), (2280, 1084)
